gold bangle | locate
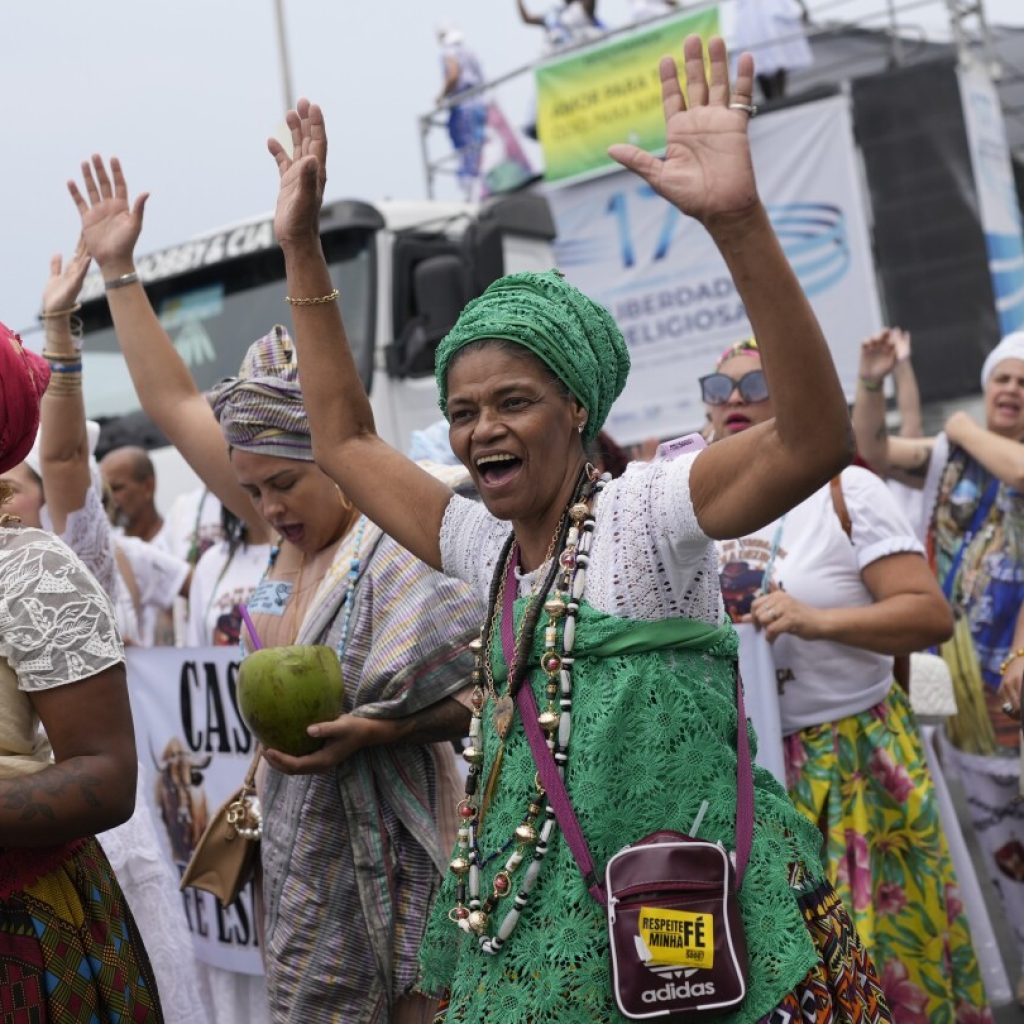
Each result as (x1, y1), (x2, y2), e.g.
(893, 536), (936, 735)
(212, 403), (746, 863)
(38, 302), (82, 320)
(284, 287), (339, 307)
(46, 373), (83, 396)
(41, 350), (82, 362)
(999, 647), (1024, 674)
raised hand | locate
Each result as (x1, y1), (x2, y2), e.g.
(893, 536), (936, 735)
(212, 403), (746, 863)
(67, 157), (148, 274)
(891, 327), (912, 364)
(268, 97), (327, 250)
(859, 329), (898, 383)
(42, 237), (91, 316)
(609, 36), (758, 227)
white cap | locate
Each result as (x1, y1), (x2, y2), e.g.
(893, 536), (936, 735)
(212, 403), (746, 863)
(980, 331), (1024, 390)
(437, 23), (464, 46)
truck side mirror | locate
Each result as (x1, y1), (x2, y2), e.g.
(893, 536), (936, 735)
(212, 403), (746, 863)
(387, 253), (468, 378)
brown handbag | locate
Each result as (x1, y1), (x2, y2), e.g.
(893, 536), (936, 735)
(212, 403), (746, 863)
(179, 745), (263, 909)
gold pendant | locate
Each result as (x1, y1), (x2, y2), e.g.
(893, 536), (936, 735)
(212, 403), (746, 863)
(492, 694), (515, 739)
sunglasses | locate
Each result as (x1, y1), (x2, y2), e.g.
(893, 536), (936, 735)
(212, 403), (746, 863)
(699, 370), (769, 406)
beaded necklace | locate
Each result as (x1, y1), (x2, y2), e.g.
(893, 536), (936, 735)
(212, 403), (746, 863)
(481, 510), (567, 740)
(448, 469), (608, 953)
(239, 515), (369, 662)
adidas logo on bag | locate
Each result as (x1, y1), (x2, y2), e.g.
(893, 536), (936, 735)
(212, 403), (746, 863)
(640, 972), (717, 1004)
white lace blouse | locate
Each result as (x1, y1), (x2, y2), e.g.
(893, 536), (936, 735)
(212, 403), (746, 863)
(440, 452), (724, 624)
(0, 527), (123, 777)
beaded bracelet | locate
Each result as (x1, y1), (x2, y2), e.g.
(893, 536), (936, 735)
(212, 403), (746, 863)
(285, 287), (339, 306)
(998, 647), (1024, 674)
(858, 375), (883, 392)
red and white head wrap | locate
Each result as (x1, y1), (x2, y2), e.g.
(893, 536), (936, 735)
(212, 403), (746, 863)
(0, 322), (51, 476)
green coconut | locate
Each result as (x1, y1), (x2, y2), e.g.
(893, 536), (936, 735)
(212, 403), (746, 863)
(238, 645), (344, 757)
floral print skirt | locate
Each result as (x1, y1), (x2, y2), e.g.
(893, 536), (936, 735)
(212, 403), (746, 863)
(784, 684), (991, 1024)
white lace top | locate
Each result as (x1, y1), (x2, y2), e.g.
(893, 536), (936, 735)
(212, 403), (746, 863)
(0, 527), (123, 691)
(0, 527), (123, 778)
(440, 453), (724, 623)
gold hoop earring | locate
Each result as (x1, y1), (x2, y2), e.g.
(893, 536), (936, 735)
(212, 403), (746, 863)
(336, 485), (353, 515)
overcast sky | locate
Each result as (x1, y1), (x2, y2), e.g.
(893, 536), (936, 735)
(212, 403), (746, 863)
(2, 0), (1021, 339)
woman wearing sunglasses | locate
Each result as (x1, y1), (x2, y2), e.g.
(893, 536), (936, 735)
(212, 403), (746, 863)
(710, 339), (991, 1020)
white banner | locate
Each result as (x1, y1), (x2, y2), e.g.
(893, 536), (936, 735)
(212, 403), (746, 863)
(546, 94), (883, 445)
(733, 623), (786, 789)
(959, 66), (1024, 336)
(127, 646), (264, 976)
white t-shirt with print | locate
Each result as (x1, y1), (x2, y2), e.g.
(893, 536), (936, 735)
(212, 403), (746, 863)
(715, 466), (924, 734)
(186, 541), (273, 647)
(116, 535), (191, 647)
(154, 487), (224, 565)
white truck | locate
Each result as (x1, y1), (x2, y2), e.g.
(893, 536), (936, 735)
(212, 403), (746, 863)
(75, 193), (557, 503)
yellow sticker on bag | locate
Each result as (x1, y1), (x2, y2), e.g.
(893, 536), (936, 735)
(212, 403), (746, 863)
(637, 907), (714, 968)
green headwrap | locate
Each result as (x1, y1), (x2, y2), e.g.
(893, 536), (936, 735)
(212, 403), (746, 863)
(434, 270), (630, 444)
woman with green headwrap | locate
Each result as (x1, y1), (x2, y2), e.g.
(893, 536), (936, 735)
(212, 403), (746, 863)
(264, 36), (892, 1024)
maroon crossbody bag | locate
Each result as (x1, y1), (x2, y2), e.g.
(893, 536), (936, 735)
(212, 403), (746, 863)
(509, 591), (754, 1019)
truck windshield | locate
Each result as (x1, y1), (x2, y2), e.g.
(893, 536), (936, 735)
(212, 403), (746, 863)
(79, 229), (374, 419)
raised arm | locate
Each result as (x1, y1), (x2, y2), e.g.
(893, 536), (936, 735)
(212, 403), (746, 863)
(268, 102), (453, 570)
(891, 329), (923, 438)
(851, 329), (935, 488)
(516, 0), (546, 27)
(36, 240), (93, 535)
(609, 38), (852, 539)
(66, 159), (270, 543)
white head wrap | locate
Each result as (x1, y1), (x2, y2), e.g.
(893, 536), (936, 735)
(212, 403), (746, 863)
(980, 331), (1024, 389)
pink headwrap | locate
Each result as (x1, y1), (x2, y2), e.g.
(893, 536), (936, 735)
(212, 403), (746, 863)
(0, 322), (51, 476)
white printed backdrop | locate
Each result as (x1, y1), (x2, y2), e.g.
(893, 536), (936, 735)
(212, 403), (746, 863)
(959, 66), (1024, 336)
(127, 646), (263, 976)
(546, 94), (883, 445)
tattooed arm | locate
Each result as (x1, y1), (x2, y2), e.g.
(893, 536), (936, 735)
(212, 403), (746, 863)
(852, 330), (936, 489)
(0, 665), (137, 846)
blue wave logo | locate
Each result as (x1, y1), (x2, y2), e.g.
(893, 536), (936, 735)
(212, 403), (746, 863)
(986, 231), (1024, 334)
(769, 203), (851, 298)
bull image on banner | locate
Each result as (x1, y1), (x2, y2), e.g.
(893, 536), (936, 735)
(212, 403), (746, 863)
(546, 93), (883, 444)
(127, 646), (264, 975)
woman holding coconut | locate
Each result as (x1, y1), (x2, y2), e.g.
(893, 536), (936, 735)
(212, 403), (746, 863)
(68, 178), (481, 1023)
(260, 35), (893, 1024)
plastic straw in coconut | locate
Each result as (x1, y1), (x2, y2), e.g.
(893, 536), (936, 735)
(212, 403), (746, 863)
(239, 605), (264, 652)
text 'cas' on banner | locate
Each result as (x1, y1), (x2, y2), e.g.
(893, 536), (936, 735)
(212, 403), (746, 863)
(536, 6), (720, 186)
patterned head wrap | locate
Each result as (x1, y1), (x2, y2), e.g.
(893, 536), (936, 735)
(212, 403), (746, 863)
(434, 270), (630, 444)
(0, 322), (51, 476)
(980, 331), (1024, 389)
(715, 337), (759, 369)
(208, 325), (313, 461)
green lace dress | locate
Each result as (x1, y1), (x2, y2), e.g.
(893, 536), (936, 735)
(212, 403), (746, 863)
(419, 471), (833, 1024)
